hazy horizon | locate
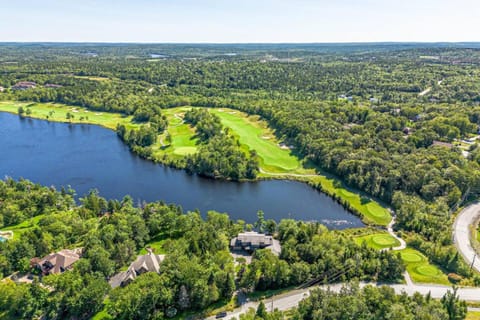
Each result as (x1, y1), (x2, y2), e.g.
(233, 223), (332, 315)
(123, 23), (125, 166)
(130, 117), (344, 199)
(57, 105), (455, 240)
(1, 0), (479, 43)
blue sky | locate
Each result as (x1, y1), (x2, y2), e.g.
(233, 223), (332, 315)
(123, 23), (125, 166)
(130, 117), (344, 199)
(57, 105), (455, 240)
(0, 0), (478, 42)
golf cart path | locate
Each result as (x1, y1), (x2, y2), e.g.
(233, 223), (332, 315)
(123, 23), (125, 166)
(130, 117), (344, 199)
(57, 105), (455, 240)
(383, 215), (407, 251)
(206, 204), (480, 319)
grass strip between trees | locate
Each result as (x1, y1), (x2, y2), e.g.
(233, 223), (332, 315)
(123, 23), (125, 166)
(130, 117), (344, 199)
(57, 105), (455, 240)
(0, 101), (392, 226)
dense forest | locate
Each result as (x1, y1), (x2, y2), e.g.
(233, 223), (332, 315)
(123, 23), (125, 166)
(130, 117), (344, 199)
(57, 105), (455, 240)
(2, 44), (480, 274)
(0, 179), (404, 319)
(1, 43), (480, 318)
(239, 284), (467, 320)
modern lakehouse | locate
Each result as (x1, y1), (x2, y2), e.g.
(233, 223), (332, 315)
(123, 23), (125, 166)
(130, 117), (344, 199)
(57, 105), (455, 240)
(230, 231), (281, 256)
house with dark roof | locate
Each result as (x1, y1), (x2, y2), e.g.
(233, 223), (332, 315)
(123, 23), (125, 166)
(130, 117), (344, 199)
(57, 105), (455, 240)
(31, 248), (82, 275)
(230, 231), (281, 256)
(109, 251), (165, 288)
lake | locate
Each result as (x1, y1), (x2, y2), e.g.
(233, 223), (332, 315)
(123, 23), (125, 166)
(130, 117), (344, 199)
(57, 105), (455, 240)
(0, 112), (363, 228)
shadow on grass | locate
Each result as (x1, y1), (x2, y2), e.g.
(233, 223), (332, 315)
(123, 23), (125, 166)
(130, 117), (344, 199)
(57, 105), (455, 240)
(361, 196), (372, 205)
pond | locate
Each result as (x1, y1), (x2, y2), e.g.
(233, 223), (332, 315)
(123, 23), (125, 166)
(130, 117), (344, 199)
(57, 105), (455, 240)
(0, 112), (364, 229)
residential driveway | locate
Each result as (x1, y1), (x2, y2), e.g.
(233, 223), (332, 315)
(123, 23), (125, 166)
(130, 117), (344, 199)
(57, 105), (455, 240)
(453, 202), (480, 272)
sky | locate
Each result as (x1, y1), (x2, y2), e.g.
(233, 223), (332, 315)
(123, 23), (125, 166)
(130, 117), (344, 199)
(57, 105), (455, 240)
(0, 0), (479, 43)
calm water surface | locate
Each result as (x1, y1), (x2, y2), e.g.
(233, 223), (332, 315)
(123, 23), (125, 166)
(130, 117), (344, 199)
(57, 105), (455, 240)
(0, 112), (363, 228)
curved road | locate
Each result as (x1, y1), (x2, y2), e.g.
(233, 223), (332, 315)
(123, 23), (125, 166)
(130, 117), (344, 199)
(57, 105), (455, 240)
(453, 202), (480, 272)
(206, 208), (480, 319)
(208, 281), (480, 319)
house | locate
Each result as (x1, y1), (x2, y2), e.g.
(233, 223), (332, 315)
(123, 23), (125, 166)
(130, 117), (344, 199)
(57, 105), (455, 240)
(0, 231), (13, 242)
(11, 81), (36, 90)
(230, 231), (281, 256)
(44, 84), (63, 88)
(432, 140), (453, 149)
(31, 248), (82, 275)
(109, 251), (165, 288)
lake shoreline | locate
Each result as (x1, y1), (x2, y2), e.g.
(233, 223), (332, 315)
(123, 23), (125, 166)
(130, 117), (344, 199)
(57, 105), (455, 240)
(0, 102), (391, 226)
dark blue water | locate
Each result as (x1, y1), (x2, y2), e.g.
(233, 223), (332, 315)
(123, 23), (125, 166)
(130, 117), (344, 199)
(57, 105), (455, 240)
(0, 112), (363, 228)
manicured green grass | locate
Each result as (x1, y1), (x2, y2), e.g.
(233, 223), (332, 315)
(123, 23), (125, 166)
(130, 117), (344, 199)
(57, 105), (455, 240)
(71, 75), (111, 82)
(210, 109), (302, 173)
(310, 175), (391, 226)
(467, 311), (480, 320)
(0, 214), (46, 239)
(354, 233), (400, 250)
(152, 107), (198, 160)
(0, 101), (139, 130)
(138, 234), (167, 255)
(399, 248), (450, 285)
(155, 107), (304, 173)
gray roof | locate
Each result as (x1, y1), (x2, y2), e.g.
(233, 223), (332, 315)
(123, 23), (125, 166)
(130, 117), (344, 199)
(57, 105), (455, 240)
(230, 231), (281, 256)
(36, 248), (82, 274)
(234, 232), (273, 246)
(109, 253), (165, 288)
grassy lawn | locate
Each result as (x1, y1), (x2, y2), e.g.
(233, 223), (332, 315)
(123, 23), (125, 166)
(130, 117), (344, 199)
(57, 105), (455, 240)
(210, 108), (302, 173)
(354, 233), (400, 250)
(467, 311), (480, 320)
(399, 248), (450, 285)
(0, 101), (139, 130)
(0, 214), (46, 239)
(310, 175), (391, 226)
(138, 234), (168, 255)
(71, 75), (111, 82)
(152, 107), (198, 160)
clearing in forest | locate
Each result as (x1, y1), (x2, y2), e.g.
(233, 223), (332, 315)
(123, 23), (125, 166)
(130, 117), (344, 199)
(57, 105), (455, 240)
(0, 101), (139, 130)
(210, 108), (302, 173)
(354, 233), (400, 250)
(399, 248), (450, 285)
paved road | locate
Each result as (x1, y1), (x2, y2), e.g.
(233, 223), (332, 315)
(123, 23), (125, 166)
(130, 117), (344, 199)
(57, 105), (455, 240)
(206, 204), (480, 319)
(453, 202), (480, 272)
(208, 281), (480, 319)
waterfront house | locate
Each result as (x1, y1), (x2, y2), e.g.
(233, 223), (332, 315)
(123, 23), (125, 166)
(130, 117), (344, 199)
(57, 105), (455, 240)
(230, 231), (281, 256)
